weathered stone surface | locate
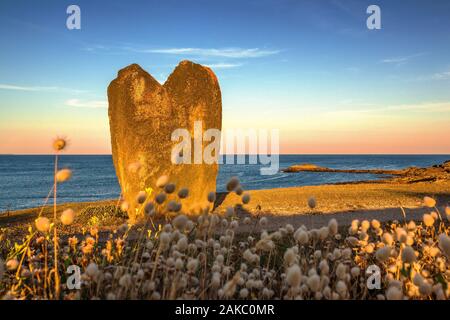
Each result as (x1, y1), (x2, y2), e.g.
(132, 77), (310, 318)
(108, 61), (222, 220)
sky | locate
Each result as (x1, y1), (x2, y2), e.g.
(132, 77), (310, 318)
(0, 0), (450, 154)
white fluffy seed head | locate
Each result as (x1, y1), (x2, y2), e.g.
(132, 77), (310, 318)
(242, 193), (250, 204)
(285, 224), (294, 233)
(136, 191), (147, 204)
(239, 288), (249, 298)
(419, 282), (432, 296)
(207, 192), (216, 203)
(167, 200), (181, 212)
(361, 220), (370, 231)
(187, 259), (199, 273)
(159, 232), (171, 246)
(413, 273), (424, 286)
(336, 280), (347, 296)
(61, 208), (76, 225)
(407, 220), (416, 231)
(52, 137), (67, 151)
(35, 217), (50, 233)
(431, 211), (438, 220)
(307, 196), (316, 209)
(386, 286), (403, 300)
(328, 218), (338, 235)
(350, 267), (360, 278)
(164, 183), (176, 194)
(175, 258), (184, 270)
(144, 202), (155, 216)
(438, 233), (450, 257)
(56, 168), (72, 183)
(371, 219), (381, 229)
(259, 217), (268, 227)
(382, 232), (394, 246)
(395, 228), (408, 243)
(319, 260), (329, 275)
(119, 274), (132, 288)
(336, 263), (346, 280)
(307, 274), (321, 292)
(6, 259), (19, 271)
(243, 249), (253, 262)
(155, 193), (167, 204)
(423, 213), (435, 227)
(226, 206), (234, 217)
(86, 262), (99, 279)
(423, 196), (436, 208)
(345, 236), (359, 247)
(156, 175), (169, 188)
(211, 272), (221, 289)
(172, 215), (188, 230)
(284, 248), (296, 266)
(226, 177), (240, 191)
(401, 246), (416, 263)
(177, 188), (189, 199)
(295, 230), (309, 244)
(313, 250), (322, 260)
(376, 246), (391, 262)
(319, 227), (329, 240)
(286, 264), (302, 288)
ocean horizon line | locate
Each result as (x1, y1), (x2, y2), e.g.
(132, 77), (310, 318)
(1, 153), (450, 156)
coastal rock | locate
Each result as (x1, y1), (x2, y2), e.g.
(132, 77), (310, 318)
(282, 161), (450, 184)
(282, 163), (405, 175)
(108, 61), (222, 220)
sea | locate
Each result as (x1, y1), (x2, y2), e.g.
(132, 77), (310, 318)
(0, 155), (448, 212)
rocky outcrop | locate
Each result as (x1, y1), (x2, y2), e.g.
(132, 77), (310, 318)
(108, 61), (222, 220)
(282, 164), (404, 175)
(282, 161), (450, 184)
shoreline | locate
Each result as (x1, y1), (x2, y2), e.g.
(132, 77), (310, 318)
(0, 160), (450, 218)
(1, 179), (449, 239)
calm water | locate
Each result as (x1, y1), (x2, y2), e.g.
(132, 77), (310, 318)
(0, 155), (448, 212)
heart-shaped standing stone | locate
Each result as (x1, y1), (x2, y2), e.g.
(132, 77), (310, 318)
(108, 60), (222, 221)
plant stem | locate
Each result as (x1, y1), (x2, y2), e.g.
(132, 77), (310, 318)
(53, 153), (60, 299)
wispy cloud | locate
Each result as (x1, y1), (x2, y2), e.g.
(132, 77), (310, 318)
(123, 47), (280, 58)
(65, 99), (107, 108)
(329, 101), (450, 116)
(204, 63), (243, 69)
(431, 70), (450, 80)
(411, 70), (450, 82)
(0, 84), (85, 93)
(385, 101), (450, 112)
(380, 52), (427, 66)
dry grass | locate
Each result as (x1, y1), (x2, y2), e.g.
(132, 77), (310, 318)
(0, 139), (449, 300)
(0, 180), (449, 300)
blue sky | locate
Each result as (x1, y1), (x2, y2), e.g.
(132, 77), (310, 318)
(1, 0), (450, 154)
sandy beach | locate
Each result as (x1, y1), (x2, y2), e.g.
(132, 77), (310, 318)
(2, 179), (449, 240)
